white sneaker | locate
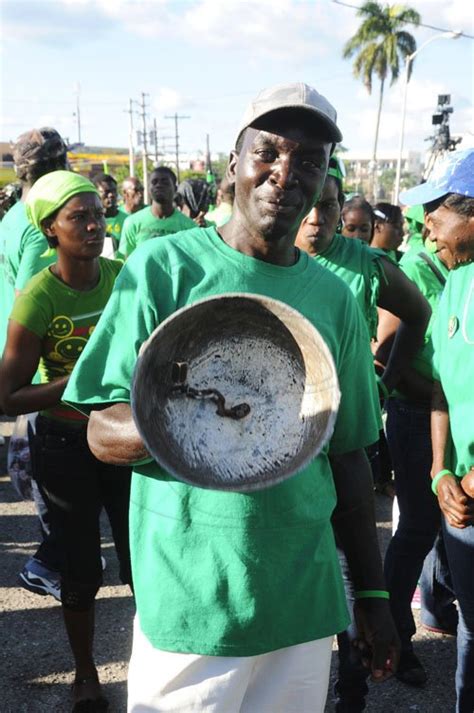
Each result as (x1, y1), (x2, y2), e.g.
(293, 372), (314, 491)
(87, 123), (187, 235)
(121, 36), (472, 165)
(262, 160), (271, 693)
(19, 558), (61, 601)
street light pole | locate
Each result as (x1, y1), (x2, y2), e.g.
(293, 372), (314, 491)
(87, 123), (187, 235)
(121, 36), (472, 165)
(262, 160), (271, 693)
(139, 92), (150, 202)
(394, 31), (461, 204)
(127, 98), (136, 178)
(73, 82), (82, 144)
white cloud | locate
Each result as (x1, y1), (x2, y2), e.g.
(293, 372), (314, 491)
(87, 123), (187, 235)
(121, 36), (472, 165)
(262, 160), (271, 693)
(176, 0), (362, 61)
(343, 74), (473, 154)
(152, 87), (191, 114)
(410, 0), (474, 35)
(2, 0), (347, 60)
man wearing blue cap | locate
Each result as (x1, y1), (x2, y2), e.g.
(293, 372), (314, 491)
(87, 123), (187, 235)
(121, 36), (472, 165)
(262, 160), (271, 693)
(399, 148), (474, 713)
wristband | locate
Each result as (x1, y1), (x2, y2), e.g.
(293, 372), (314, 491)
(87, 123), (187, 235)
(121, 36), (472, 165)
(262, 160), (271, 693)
(354, 590), (390, 600)
(431, 469), (454, 496)
(376, 376), (390, 401)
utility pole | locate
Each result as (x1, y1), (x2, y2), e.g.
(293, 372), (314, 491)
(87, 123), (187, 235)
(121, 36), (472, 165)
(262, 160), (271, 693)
(126, 99), (136, 177)
(73, 82), (82, 144)
(152, 118), (159, 164)
(205, 134), (212, 174)
(139, 92), (150, 201)
(165, 112), (190, 182)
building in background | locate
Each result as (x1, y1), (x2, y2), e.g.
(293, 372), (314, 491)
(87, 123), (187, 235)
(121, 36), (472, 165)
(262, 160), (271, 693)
(343, 149), (424, 201)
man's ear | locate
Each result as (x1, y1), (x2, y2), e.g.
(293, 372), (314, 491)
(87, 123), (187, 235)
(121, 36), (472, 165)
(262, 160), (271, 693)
(424, 212), (433, 232)
(226, 150), (238, 185)
(41, 216), (56, 238)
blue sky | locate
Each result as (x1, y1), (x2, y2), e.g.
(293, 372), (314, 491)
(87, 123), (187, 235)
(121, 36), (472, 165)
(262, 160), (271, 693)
(1, 0), (473, 158)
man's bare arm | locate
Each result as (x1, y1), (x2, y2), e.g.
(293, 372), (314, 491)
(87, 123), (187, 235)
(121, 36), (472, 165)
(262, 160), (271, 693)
(330, 448), (400, 679)
(377, 258), (431, 393)
(374, 309), (433, 402)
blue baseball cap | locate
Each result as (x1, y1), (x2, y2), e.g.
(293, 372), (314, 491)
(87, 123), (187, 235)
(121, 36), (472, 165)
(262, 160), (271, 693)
(399, 148), (474, 206)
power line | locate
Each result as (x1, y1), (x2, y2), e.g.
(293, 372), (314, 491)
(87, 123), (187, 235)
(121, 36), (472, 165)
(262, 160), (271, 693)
(331, 0), (474, 39)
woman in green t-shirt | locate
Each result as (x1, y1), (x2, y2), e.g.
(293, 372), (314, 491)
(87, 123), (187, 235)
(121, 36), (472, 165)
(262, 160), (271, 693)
(405, 154), (474, 711)
(341, 195), (375, 244)
(372, 203), (405, 262)
(295, 159), (431, 702)
(0, 171), (132, 712)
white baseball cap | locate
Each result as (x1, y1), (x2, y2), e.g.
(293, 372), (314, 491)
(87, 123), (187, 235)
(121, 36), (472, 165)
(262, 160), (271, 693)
(236, 82), (343, 146)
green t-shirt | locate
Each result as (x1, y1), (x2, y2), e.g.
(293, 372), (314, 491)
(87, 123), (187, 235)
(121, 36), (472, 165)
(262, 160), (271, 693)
(432, 263), (474, 478)
(117, 206), (195, 259)
(382, 248), (403, 264)
(406, 230), (424, 254)
(399, 249), (448, 383)
(10, 258), (122, 422)
(0, 201), (56, 354)
(64, 226), (380, 657)
(314, 233), (386, 339)
(103, 208), (128, 258)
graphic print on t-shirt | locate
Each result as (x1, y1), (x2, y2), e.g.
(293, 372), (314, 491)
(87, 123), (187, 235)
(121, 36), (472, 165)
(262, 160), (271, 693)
(44, 313), (100, 377)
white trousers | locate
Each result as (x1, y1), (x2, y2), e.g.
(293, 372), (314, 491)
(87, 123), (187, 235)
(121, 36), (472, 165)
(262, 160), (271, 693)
(128, 617), (333, 713)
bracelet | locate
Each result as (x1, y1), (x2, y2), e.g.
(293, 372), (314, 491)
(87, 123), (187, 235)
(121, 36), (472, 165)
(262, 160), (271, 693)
(376, 377), (390, 401)
(354, 590), (390, 600)
(431, 469), (454, 496)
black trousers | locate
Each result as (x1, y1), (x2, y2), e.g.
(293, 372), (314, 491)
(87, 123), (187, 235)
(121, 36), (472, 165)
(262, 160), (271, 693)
(33, 415), (132, 608)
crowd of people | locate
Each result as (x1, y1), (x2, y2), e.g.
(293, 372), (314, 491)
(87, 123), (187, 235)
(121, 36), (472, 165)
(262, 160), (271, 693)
(0, 82), (473, 713)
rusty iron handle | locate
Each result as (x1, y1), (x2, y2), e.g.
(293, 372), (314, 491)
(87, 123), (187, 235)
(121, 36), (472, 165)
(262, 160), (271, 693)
(170, 362), (250, 420)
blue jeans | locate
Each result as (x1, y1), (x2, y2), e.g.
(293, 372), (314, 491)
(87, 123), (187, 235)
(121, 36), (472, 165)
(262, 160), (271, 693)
(367, 429), (393, 487)
(419, 530), (456, 631)
(442, 518), (474, 713)
(384, 398), (443, 650)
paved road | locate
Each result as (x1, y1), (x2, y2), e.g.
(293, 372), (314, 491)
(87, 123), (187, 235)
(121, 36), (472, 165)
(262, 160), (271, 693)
(0, 419), (457, 712)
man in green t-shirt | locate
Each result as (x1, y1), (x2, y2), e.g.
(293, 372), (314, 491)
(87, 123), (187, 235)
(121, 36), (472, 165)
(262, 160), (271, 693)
(0, 128), (68, 355)
(64, 83), (399, 712)
(116, 166), (195, 259)
(92, 173), (128, 258)
(205, 176), (234, 227)
(121, 176), (144, 215)
(400, 149), (474, 712)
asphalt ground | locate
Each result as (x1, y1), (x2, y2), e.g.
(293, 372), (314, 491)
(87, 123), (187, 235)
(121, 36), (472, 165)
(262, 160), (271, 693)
(0, 418), (457, 712)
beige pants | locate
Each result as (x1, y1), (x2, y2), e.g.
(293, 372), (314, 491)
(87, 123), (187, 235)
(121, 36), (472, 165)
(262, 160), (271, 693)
(128, 616), (333, 713)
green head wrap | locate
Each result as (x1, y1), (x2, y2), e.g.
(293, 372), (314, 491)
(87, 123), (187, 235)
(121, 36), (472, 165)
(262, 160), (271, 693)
(327, 156), (345, 186)
(26, 170), (99, 231)
(405, 204), (424, 228)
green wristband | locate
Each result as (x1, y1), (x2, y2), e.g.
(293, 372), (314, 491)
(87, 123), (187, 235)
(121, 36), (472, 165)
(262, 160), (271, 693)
(354, 590), (390, 600)
(376, 376), (390, 400)
(431, 469), (454, 496)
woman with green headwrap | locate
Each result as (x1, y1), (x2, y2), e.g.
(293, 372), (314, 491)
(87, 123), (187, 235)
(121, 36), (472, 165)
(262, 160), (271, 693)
(0, 170), (132, 712)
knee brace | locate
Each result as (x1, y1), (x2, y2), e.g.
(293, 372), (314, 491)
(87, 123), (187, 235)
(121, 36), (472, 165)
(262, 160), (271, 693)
(61, 579), (101, 611)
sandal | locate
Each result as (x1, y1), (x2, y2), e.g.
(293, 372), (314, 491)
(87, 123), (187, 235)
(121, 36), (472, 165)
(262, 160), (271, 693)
(72, 676), (109, 713)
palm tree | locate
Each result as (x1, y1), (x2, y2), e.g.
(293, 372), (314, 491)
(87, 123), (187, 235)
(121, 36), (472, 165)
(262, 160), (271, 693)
(343, 1), (420, 198)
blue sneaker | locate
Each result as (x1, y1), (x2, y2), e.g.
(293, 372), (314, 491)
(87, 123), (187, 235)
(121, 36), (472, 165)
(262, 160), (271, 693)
(19, 558), (61, 601)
